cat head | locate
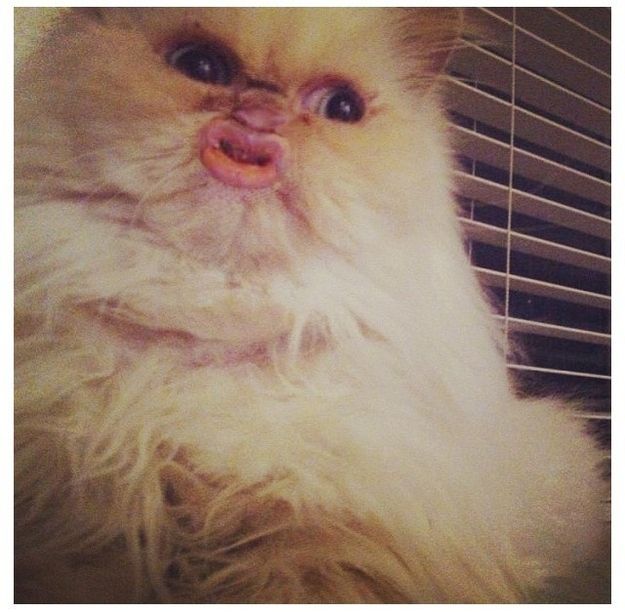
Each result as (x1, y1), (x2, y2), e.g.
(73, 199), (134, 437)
(16, 8), (462, 272)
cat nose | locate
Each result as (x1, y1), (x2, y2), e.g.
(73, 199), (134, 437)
(198, 118), (289, 189)
(232, 87), (289, 133)
(232, 103), (288, 132)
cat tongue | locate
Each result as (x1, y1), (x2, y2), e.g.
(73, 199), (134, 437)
(198, 119), (288, 189)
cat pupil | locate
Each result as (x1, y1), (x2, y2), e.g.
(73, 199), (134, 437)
(170, 43), (232, 86)
(324, 88), (364, 123)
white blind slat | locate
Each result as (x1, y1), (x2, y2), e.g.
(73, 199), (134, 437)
(474, 267), (610, 310)
(446, 79), (610, 174)
(466, 8), (611, 104)
(513, 108), (610, 175)
(507, 363), (610, 382)
(515, 29), (610, 107)
(452, 126), (610, 207)
(460, 218), (610, 274)
(554, 8), (611, 42)
(516, 8), (610, 73)
(455, 172), (610, 240)
(515, 66), (610, 142)
(494, 315), (610, 346)
(449, 44), (611, 142)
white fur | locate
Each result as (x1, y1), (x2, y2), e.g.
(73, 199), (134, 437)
(15, 8), (608, 603)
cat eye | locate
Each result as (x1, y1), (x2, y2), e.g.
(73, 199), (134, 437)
(303, 82), (365, 123)
(167, 42), (235, 86)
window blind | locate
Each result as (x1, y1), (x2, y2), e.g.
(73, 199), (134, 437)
(446, 8), (611, 456)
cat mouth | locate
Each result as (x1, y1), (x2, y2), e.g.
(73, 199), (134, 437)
(217, 139), (272, 167)
(198, 119), (288, 189)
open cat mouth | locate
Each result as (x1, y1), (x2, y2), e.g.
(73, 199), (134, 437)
(218, 139), (272, 167)
(199, 118), (287, 189)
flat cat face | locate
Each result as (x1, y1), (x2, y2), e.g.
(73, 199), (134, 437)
(17, 9), (458, 272)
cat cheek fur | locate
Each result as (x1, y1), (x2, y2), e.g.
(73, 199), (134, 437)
(15, 7), (608, 604)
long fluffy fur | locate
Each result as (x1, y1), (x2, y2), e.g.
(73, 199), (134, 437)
(14, 8), (608, 603)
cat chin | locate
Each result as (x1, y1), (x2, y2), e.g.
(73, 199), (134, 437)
(18, 201), (296, 322)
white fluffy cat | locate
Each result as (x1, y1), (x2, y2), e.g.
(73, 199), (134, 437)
(14, 7), (608, 603)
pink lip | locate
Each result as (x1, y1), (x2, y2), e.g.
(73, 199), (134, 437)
(198, 119), (288, 189)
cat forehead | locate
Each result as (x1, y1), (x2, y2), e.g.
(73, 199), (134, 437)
(112, 8), (395, 77)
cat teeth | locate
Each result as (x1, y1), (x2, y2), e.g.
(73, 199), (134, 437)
(198, 118), (289, 188)
(217, 139), (271, 167)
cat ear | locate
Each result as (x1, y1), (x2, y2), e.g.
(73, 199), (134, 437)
(428, 9), (465, 75)
(397, 8), (465, 78)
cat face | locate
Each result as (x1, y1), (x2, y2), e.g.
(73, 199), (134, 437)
(17, 8), (459, 272)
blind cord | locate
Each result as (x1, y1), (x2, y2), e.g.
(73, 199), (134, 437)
(503, 8), (517, 360)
